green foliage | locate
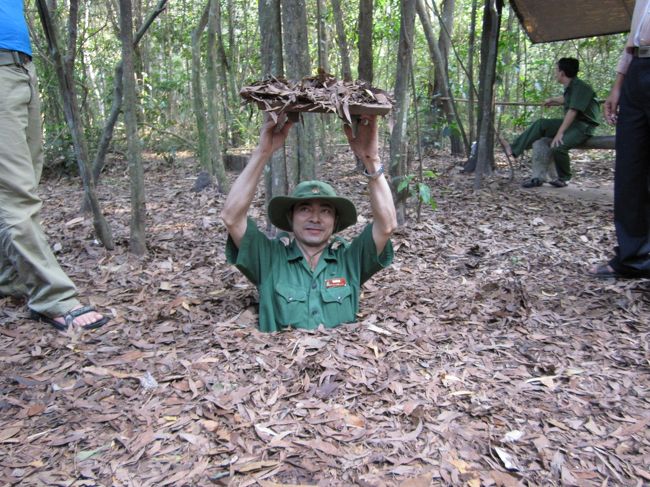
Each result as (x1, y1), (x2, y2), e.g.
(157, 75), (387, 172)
(29, 0), (630, 175)
(397, 170), (438, 211)
(43, 128), (78, 176)
(442, 121), (461, 139)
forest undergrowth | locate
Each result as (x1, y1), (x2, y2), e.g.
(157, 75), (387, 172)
(0, 146), (648, 486)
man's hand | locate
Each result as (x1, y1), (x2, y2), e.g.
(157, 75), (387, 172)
(551, 108), (577, 149)
(604, 74), (625, 125)
(551, 132), (564, 148)
(257, 113), (294, 155)
(604, 91), (619, 125)
(343, 115), (380, 171)
(543, 96), (563, 107)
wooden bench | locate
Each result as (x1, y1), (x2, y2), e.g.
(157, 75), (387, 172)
(575, 135), (615, 150)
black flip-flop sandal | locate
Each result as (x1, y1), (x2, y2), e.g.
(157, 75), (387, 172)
(587, 263), (650, 280)
(31, 306), (109, 331)
(587, 264), (619, 279)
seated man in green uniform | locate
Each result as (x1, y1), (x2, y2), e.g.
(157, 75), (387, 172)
(503, 57), (600, 188)
(221, 114), (397, 332)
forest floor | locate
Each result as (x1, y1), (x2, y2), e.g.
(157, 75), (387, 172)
(0, 144), (648, 487)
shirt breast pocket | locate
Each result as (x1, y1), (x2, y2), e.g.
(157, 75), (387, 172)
(320, 285), (355, 325)
(274, 284), (308, 327)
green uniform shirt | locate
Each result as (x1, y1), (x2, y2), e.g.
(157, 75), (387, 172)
(226, 218), (394, 332)
(563, 77), (600, 131)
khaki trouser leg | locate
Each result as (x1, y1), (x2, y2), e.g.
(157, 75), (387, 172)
(0, 62), (80, 318)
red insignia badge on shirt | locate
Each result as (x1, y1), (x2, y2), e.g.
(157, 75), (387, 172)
(325, 277), (347, 288)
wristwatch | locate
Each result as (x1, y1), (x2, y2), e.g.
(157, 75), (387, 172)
(362, 164), (385, 180)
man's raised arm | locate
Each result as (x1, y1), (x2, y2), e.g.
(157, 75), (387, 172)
(344, 115), (397, 254)
(221, 116), (293, 247)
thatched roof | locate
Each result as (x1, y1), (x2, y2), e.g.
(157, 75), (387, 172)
(509, 0), (635, 43)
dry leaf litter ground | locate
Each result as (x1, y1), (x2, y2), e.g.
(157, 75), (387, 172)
(0, 141), (648, 487)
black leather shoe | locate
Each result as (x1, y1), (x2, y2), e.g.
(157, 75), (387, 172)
(587, 263), (650, 279)
(522, 178), (543, 188)
(549, 179), (568, 188)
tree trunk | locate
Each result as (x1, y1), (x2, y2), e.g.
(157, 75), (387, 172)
(316, 0), (331, 174)
(389, 0), (416, 225)
(357, 0), (373, 83)
(212, 0), (240, 147)
(330, 0), (352, 82)
(353, 0), (374, 171)
(514, 15), (523, 123)
(259, 0), (287, 232)
(281, 0), (316, 183)
(417, 0), (468, 157)
(81, 7), (103, 126)
(316, 0), (330, 73)
(119, 0), (146, 255)
(207, 0), (229, 192)
(191, 2), (211, 177)
(36, 0), (114, 249)
(225, 7), (242, 147)
(91, 0), (168, 183)
(132, 0), (146, 105)
(498, 5), (516, 134)
(467, 0), (478, 144)
(474, 0), (503, 189)
(430, 0), (466, 155)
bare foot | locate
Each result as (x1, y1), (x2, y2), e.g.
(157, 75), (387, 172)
(52, 305), (107, 330)
(32, 304), (109, 331)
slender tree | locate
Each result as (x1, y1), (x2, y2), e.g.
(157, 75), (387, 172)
(430, 0), (466, 155)
(474, 0), (503, 188)
(417, 0), (468, 157)
(207, 0), (229, 192)
(354, 0), (375, 171)
(497, 5), (516, 134)
(331, 0), (352, 82)
(91, 0), (168, 183)
(212, 0), (240, 146)
(119, 0), (146, 254)
(316, 0), (330, 73)
(389, 0), (417, 224)
(467, 0), (478, 144)
(191, 2), (211, 177)
(36, 0), (114, 249)
(281, 0), (317, 182)
(357, 0), (373, 83)
(259, 0), (287, 232)
(316, 0), (331, 173)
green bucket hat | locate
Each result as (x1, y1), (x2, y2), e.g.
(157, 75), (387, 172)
(268, 180), (357, 233)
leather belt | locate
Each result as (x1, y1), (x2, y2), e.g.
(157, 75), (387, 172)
(0, 49), (32, 66)
(627, 45), (650, 58)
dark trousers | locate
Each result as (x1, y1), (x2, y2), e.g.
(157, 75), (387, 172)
(610, 57), (650, 276)
(510, 118), (592, 181)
